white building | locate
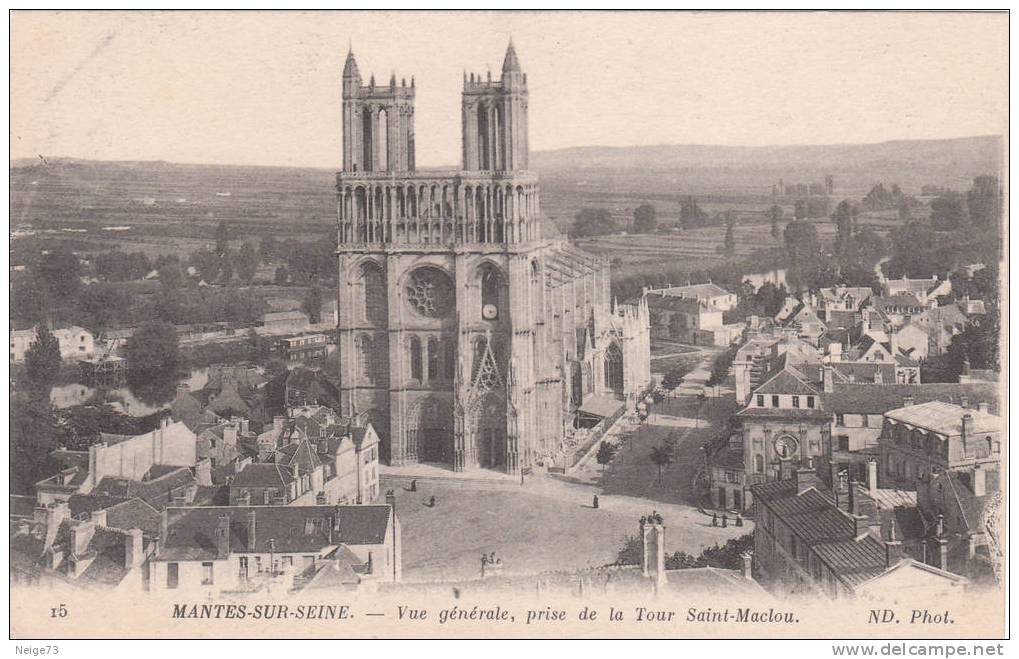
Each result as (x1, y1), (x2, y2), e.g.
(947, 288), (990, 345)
(10, 325), (96, 363)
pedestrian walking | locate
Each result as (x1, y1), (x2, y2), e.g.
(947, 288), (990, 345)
(721, 514), (728, 528)
(712, 513), (718, 527)
(410, 479), (417, 492)
(429, 495), (436, 508)
(593, 494), (599, 509)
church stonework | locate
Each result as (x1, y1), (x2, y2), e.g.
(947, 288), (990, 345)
(335, 43), (651, 473)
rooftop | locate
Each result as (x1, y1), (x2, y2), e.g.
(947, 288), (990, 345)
(885, 400), (1001, 436)
(159, 505), (392, 561)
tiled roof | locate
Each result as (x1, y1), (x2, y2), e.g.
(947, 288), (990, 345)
(159, 505), (392, 561)
(753, 366), (820, 396)
(273, 439), (323, 473)
(812, 537), (887, 586)
(885, 401), (1001, 436)
(654, 283), (730, 300)
(824, 383), (998, 415)
(230, 463), (296, 488)
(752, 479), (891, 587)
(94, 465), (195, 502)
(737, 407), (831, 421)
(831, 362), (896, 384)
(873, 294), (923, 310)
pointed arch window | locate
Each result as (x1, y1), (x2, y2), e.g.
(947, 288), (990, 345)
(604, 342), (624, 395)
(359, 263), (387, 325)
(427, 338), (441, 380)
(408, 337), (423, 380)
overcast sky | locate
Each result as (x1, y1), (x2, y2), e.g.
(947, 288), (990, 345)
(10, 11), (1008, 169)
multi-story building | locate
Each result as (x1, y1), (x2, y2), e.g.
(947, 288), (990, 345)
(10, 325), (96, 363)
(879, 400), (1001, 490)
(149, 502), (401, 594)
(751, 469), (967, 600)
(334, 43), (650, 472)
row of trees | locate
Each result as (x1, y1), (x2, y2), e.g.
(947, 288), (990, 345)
(616, 532), (753, 570)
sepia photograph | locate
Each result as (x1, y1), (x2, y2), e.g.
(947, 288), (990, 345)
(7, 9), (1009, 647)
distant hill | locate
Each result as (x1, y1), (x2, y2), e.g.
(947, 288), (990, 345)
(532, 135), (1003, 196)
(10, 135), (1003, 238)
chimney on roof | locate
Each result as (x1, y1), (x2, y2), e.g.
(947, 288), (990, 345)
(961, 413), (974, 442)
(867, 460), (878, 496)
(124, 528), (145, 569)
(90, 509), (107, 527)
(936, 535), (949, 571)
(36, 502), (70, 550)
(639, 516), (667, 593)
(977, 401), (990, 414)
(794, 467), (820, 495)
(194, 458), (212, 487)
(972, 464), (986, 497)
(70, 519), (96, 558)
(884, 537), (903, 568)
(176, 382), (191, 397)
(223, 424), (238, 448)
(902, 396), (914, 407)
(822, 365), (834, 393)
(215, 515), (231, 559)
(740, 551), (754, 580)
(245, 510), (257, 551)
(960, 396), (969, 409)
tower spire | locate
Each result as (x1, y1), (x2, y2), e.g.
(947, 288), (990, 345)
(502, 39), (521, 73)
(343, 45), (360, 80)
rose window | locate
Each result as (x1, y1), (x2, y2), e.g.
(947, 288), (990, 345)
(405, 267), (454, 318)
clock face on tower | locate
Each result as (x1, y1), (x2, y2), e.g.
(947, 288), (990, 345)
(405, 267), (454, 318)
(482, 303), (499, 320)
(773, 435), (798, 459)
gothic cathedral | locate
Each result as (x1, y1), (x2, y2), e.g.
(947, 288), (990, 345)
(335, 42), (651, 473)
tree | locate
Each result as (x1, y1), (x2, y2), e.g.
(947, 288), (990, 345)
(783, 220), (820, 291)
(236, 242), (259, 284)
(930, 193), (968, 232)
(596, 441), (616, 477)
(37, 249), (82, 299)
(218, 254), (234, 284)
(190, 249), (221, 284)
(569, 208), (615, 238)
(24, 324), (62, 392)
(156, 256), (184, 289)
(769, 204), (782, 238)
(723, 215), (736, 256)
(944, 306), (1000, 379)
(649, 445), (672, 484)
(706, 345), (737, 387)
(76, 284), (131, 334)
(124, 321), (180, 382)
(11, 274), (51, 327)
(679, 196), (709, 230)
(10, 393), (59, 494)
(303, 286), (324, 324)
(832, 200), (855, 260)
(967, 176), (1001, 229)
(632, 203), (657, 233)
(215, 220), (230, 257)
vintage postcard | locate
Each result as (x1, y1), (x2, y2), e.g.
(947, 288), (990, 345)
(8, 10), (1008, 644)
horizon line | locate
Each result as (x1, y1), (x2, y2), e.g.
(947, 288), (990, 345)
(10, 133), (1003, 172)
